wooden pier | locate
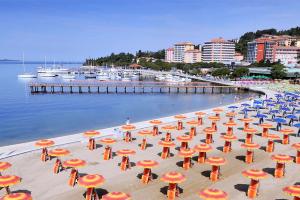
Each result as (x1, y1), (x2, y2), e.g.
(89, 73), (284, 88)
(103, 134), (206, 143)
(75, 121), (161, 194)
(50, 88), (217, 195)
(29, 82), (247, 94)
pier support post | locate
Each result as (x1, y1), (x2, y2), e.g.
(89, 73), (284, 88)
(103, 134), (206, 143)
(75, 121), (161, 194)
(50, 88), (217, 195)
(194, 87), (197, 94)
(220, 87), (222, 93)
(125, 87), (127, 93)
(79, 86), (82, 93)
(106, 86), (108, 93)
(70, 86), (73, 93)
(186, 87), (188, 93)
(177, 88), (179, 93)
(88, 86), (91, 93)
(133, 86), (135, 93)
(116, 86), (117, 93)
(203, 87), (205, 93)
(212, 87), (214, 94)
(61, 86), (64, 93)
(160, 87), (162, 93)
(143, 87), (145, 93)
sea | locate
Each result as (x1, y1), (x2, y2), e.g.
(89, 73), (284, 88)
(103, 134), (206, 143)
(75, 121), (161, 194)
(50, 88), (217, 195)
(0, 61), (257, 146)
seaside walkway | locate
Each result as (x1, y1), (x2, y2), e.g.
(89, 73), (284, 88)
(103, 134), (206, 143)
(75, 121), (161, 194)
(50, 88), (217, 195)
(28, 81), (247, 94)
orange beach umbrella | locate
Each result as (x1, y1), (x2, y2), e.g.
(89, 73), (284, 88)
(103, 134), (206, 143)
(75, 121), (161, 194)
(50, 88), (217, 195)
(242, 169), (267, 198)
(99, 138), (116, 160)
(138, 130), (152, 150)
(35, 139), (55, 162)
(149, 120), (162, 136)
(63, 158), (86, 187)
(241, 143), (260, 164)
(0, 162), (11, 176)
(220, 135), (237, 153)
(121, 125), (136, 143)
(208, 116), (220, 131)
(149, 119), (162, 125)
(271, 154), (293, 178)
(0, 175), (21, 194)
(195, 112), (206, 125)
(161, 171), (186, 200)
(174, 114), (187, 119)
(239, 118), (253, 129)
(226, 112), (237, 123)
(116, 149), (136, 171)
(198, 188), (228, 200)
(204, 127), (217, 144)
(178, 148), (195, 170)
(78, 174), (105, 200)
(194, 144), (213, 163)
(161, 125), (176, 142)
(283, 185), (300, 200)
(83, 130), (100, 151)
(186, 120), (198, 137)
(101, 192), (131, 200)
(213, 108), (224, 117)
(176, 135), (192, 149)
(48, 148), (70, 174)
(174, 115), (186, 130)
(0, 193), (32, 200)
(243, 128), (257, 143)
(292, 143), (300, 164)
(223, 122), (237, 136)
(136, 160), (159, 184)
(186, 120), (198, 126)
(280, 128), (294, 145)
(260, 123), (274, 137)
(265, 134), (280, 153)
(206, 157), (226, 182)
(159, 140), (175, 159)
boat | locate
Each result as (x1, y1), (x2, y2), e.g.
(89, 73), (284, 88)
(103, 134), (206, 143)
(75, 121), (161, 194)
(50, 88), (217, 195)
(39, 72), (56, 77)
(85, 74), (96, 79)
(37, 67), (69, 74)
(17, 53), (37, 78)
(61, 74), (76, 79)
(121, 77), (131, 82)
(96, 72), (110, 81)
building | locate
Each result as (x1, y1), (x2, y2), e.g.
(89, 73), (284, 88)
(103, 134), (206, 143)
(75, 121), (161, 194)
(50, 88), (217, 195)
(165, 48), (174, 63)
(234, 52), (244, 62)
(202, 38), (235, 63)
(273, 46), (300, 66)
(173, 42), (194, 63)
(184, 49), (201, 63)
(247, 38), (276, 63)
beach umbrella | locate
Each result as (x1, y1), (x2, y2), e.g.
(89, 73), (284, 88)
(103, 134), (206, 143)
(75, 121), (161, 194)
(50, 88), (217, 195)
(0, 162), (11, 176)
(274, 118), (286, 131)
(220, 135), (237, 153)
(271, 154), (293, 178)
(241, 108), (251, 118)
(161, 171), (186, 200)
(204, 127), (217, 144)
(78, 174), (105, 200)
(208, 116), (220, 131)
(255, 114), (267, 125)
(195, 112), (206, 125)
(161, 125), (177, 142)
(242, 169), (268, 199)
(149, 119), (162, 136)
(48, 148), (70, 174)
(0, 193), (32, 200)
(292, 143), (300, 164)
(225, 112), (237, 123)
(186, 120), (198, 137)
(116, 149), (136, 171)
(198, 188), (228, 200)
(83, 130), (100, 150)
(286, 114), (297, 126)
(212, 108), (224, 117)
(35, 139), (55, 162)
(136, 160), (159, 184)
(62, 158), (86, 187)
(228, 105), (238, 110)
(178, 148), (195, 170)
(206, 157), (226, 182)
(158, 140), (175, 159)
(174, 115), (187, 130)
(260, 123), (274, 137)
(243, 128), (257, 143)
(0, 175), (21, 194)
(241, 143), (260, 164)
(223, 122), (237, 136)
(194, 144), (213, 164)
(265, 134), (280, 153)
(239, 118), (253, 129)
(282, 185), (300, 200)
(101, 192), (131, 200)
(99, 138), (116, 160)
(138, 130), (153, 150)
(241, 103), (250, 107)
(121, 124), (136, 143)
(176, 135), (192, 149)
(280, 128), (294, 144)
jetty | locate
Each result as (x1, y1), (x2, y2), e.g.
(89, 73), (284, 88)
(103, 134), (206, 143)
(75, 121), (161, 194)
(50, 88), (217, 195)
(29, 81), (246, 94)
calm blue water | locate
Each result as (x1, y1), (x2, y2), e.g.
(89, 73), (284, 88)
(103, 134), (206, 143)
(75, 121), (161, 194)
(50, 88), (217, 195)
(0, 62), (256, 146)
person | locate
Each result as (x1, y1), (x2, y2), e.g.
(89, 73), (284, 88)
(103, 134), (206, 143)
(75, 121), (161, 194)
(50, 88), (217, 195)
(126, 117), (130, 125)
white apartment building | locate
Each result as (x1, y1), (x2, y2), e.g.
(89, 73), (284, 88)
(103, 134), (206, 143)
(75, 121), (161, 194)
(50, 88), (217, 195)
(184, 49), (201, 63)
(165, 48), (174, 63)
(273, 46), (300, 66)
(202, 38), (235, 63)
(173, 42), (194, 63)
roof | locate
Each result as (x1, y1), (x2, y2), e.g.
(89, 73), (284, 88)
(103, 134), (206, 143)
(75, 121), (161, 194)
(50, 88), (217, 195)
(174, 42), (194, 46)
(129, 64), (142, 68)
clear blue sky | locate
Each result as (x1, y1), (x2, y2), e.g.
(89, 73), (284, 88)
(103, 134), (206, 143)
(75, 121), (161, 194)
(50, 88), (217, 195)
(1, 0), (299, 61)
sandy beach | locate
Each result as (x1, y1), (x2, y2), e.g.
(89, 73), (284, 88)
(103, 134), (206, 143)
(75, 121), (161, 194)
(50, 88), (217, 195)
(0, 87), (299, 200)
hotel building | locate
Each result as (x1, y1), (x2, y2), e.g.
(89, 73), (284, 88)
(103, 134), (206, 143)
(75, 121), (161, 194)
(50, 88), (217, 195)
(173, 42), (195, 63)
(165, 48), (174, 63)
(273, 46), (300, 66)
(165, 42), (201, 63)
(202, 38), (235, 63)
(184, 49), (201, 63)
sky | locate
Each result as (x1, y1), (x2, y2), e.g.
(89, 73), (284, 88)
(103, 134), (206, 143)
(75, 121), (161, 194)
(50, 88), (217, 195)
(0, 0), (299, 61)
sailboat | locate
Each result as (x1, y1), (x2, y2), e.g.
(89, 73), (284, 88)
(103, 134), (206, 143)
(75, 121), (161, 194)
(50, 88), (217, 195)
(17, 53), (37, 78)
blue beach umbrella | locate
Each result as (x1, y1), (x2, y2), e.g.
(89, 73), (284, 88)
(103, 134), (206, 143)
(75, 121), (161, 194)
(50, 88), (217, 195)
(256, 114), (268, 119)
(270, 110), (280, 114)
(228, 105), (239, 109)
(286, 114), (297, 119)
(264, 99), (273, 103)
(281, 107), (290, 111)
(294, 123), (300, 128)
(274, 117), (286, 124)
(267, 103), (275, 107)
(241, 103), (251, 107)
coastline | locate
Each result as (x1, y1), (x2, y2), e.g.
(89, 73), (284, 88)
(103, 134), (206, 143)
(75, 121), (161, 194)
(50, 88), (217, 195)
(0, 83), (267, 160)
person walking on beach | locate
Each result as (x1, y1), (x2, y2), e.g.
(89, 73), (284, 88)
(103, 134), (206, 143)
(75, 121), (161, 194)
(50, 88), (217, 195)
(126, 117), (130, 125)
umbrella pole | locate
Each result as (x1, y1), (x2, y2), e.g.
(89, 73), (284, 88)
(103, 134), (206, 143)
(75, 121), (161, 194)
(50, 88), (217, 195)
(53, 158), (62, 174)
(266, 140), (274, 152)
(229, 117), (234, 123)
(205, 134), (213, 144)
(198, 116), (203, 125)
(246, 150), (254, 164)
(183, 157), (191, 170)
(142, 168), (151, 184)
(223, 141), (230, 153)
(120, 156), (129, 171)
(210, 165), (219, 182)
(161, 147), (170, 159)
(181, 142), (188, 150)
(294, 197), (300, 200)
(41, 147), (48, 162)
(244, 122), (249, 129)
(190, 127), (196, 137)
(178, 121), (183, 130)
(165, 132), (171, 142)
(153, 126), (158, 136)
(198, 152), (206, 163)
(246, 133), (252, 143)
(103, 146), (111, 160)
(125, 132), (132, 142)
(68, 168), (78, 187)
(212, 122), (217, 131)
(296, 150), (300, 164)
(5, 186), (10, 194)
(262, 128), (268, 137)
(167, 183), (177, 200)
(140, 138), (147, 150)
(88, 138), (95, 150)
(275, 162), (285, 178)
(247, 179), (259, 198)
(227, 127), (233, 136)
(282, 135), (289, 145)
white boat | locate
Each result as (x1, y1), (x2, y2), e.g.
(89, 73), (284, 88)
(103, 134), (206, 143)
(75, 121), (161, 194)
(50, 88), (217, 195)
(121, 77), (131, 82)
(61, 74), (76, 79)
(96, 74), (110, 81)
(37, 67), (69, 74)
(17, 53), (37, 78)
(85, 74), (96, 79)
(39, 72), (56, 77)
(131, 74), (139, 81)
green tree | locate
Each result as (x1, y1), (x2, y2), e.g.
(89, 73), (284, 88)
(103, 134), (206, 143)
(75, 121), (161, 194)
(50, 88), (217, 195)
(270, 64), (286, 79)
(231, 67), (249, 79)
(211, 67), (230, 77)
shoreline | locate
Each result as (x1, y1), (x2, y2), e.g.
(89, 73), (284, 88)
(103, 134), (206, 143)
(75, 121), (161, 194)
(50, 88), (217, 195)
(0, 83), (265, 160)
